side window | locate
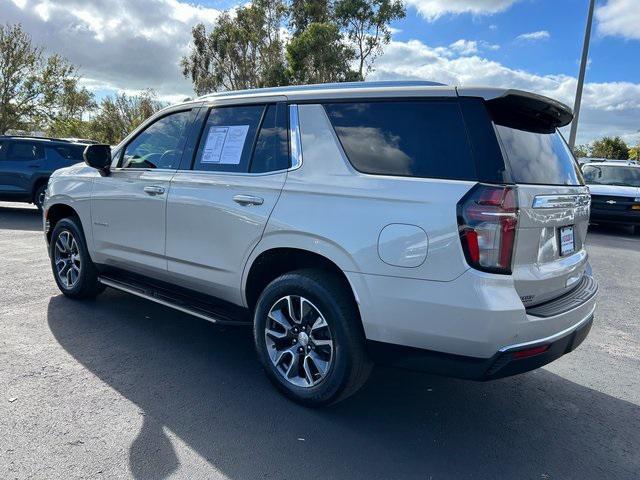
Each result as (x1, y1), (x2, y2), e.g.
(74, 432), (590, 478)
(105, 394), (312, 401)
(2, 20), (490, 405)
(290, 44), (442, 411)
(121, 110), (192, 169)
(250, 104), (289, 173)
(193, 105), (264, 173)
(7, 142), (44, 161)
(49, 145), (85, 161)
(324, 101), (477, 181)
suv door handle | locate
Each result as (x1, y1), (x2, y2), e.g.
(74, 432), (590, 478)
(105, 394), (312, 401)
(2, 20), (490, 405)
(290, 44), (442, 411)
(143, 185), (165, 195)
(233, 194), (264, 206)
(28, 164), (41, 168)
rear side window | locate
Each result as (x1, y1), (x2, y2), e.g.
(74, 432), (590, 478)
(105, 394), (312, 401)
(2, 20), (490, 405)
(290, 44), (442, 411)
(49, 145), (85, 161)
(250, 104), (289, 173)
(8, 142), (44, 160)
(194, 105), (264, 173)
(324, 101), (477, 180)
(495, 126), (582, 186)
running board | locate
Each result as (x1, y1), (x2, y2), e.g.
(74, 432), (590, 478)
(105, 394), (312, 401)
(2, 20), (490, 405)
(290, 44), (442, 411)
(98, 276), (252, 326)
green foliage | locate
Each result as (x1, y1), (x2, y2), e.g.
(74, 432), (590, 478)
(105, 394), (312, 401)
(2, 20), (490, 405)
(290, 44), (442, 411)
(181, 0), (288, 95)
(628, 145), (639, 161)
(290, 0), (331, 34)
(182, 0), (406, 93)
(286, 22), (357, 83)
(0, 23), (93, 134)
(573, 144), (590, 158)
(590, 136), (629, 160)
(87, 90), (164, 145)
(334, 0), (405, 80)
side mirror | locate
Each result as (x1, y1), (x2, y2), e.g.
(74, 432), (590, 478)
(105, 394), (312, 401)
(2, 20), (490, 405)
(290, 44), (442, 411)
(83, 144), (112, 175)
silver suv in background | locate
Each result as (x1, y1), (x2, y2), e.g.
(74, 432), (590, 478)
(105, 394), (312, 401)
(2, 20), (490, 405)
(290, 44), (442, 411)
(44, 81), (597, 406)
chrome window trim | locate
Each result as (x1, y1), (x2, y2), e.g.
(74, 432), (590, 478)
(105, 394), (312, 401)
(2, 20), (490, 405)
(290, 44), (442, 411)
(532, 193), (591, 209)
(289, 104), (303, 171)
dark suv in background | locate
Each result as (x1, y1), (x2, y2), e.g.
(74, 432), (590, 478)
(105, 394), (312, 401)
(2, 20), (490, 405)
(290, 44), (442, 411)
(0, 136), (94, 210)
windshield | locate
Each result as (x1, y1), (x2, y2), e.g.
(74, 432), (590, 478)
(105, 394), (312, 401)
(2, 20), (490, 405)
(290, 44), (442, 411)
(495, 125), (583, 186)
(582, 165), (640, 187)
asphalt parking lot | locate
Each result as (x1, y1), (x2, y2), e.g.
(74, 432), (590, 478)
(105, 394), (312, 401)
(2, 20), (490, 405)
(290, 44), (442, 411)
(0, 201), (638, 480)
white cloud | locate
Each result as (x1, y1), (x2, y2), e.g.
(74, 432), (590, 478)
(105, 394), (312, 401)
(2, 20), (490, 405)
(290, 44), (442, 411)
(405, 0), (520, 21)
(516, 30), (551, 41)
(371, 38), (640, 145)
(449, 39), (479, 55)
(596, 0), (640, 40)
(1, 0), (222, 100)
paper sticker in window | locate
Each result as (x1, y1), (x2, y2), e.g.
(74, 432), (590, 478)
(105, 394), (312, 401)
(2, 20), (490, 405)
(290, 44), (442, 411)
(201, 125), (250, 164)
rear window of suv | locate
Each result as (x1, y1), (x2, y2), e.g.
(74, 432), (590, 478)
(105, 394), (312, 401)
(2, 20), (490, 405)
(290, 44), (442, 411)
(494, 126), (583, 186)
(324, 100), (478, 181)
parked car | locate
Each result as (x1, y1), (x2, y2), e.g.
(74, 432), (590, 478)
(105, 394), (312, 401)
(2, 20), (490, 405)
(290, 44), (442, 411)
(0, 136), (93, 210)
(582, 160), (640, 233)
(43, 81), (598, 406)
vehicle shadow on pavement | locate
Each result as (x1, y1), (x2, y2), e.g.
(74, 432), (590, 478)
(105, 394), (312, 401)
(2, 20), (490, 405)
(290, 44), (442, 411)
(0, 205), (41, 232)
(47, 290), (640, 480)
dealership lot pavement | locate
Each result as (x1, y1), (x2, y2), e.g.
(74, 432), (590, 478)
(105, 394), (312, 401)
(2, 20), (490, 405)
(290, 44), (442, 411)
(0, 201), (638, 480)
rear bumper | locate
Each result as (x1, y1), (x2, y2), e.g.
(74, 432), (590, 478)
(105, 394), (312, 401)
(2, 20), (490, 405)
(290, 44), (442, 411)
(367, 313), (593, 380)
(590, 208), (640, 226)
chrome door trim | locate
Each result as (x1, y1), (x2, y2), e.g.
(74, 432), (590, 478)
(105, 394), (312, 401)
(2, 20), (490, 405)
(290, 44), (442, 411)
(289, 104), (303, 171)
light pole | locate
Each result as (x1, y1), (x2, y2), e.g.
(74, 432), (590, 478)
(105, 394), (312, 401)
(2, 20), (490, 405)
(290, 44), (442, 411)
(568, 0), (596, 150)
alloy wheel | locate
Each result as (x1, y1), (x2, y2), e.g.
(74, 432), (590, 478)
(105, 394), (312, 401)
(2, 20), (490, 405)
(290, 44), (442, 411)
(264, 295), (334, 388)
(54, 230), (81, 289)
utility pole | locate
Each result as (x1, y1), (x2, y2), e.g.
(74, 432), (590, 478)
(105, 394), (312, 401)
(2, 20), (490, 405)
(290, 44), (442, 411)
(569, 0), (596, 150)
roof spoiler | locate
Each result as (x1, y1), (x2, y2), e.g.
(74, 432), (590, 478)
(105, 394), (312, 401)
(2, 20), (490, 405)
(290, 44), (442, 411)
(485, 90), (573, 134)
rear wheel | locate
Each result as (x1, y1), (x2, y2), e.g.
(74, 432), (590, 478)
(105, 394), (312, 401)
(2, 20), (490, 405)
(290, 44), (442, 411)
(50, 217), (104, 299)
(253, 269), (371, 407)
(33, 184), (47, 211)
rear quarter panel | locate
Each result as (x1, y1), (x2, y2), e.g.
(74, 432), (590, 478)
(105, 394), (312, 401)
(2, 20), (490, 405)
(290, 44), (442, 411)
(261, 104), (474, 282)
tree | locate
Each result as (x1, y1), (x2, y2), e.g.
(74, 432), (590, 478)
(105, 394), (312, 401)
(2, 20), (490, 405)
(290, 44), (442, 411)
(590, 136), (629, 160)
(290, 0), (331, 34)
(573, 144), (590, 158)
(286, 22), (357, 84)
(88, 90), (163, 145)
(335, 0), (405, 80)
(629, 145), (639, 161)
(181, 0), (287, 95)
(0, 23), (89, 134)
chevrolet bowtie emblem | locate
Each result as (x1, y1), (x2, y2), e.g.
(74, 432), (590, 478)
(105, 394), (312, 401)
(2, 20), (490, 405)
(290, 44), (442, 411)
(606, 200), (617, 204)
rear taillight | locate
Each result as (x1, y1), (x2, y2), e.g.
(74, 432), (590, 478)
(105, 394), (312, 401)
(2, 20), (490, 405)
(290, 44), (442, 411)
(457, 184), (518, 274)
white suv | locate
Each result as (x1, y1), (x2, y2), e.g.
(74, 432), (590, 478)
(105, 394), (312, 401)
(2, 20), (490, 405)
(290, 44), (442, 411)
(44, 81), (598, 406)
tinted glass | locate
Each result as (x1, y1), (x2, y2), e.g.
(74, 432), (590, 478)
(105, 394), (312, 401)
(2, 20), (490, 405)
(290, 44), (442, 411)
(495, 126), (582, 186)
(8, 142), (43, 160)
(122, 110), (191, 169)
(50, 145), (85, 161)
(194, 105), (264, 173)
(250, 105), (289, 173)
(324, 101), (476, 180)
(582, 165), (640, 188)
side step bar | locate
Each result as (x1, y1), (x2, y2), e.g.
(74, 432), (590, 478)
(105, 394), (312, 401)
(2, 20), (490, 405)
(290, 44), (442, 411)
(98, 276), (252, 326)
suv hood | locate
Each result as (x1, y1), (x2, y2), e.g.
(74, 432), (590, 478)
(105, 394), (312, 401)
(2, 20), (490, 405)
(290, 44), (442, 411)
(587, 184), (640, 198)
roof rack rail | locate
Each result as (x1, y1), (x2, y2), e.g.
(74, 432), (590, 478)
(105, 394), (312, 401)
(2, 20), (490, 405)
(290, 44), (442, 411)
(199, 80), (448, 100)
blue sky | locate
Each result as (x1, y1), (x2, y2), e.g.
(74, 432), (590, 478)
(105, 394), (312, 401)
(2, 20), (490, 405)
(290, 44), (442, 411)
(2, 0), (640, 145)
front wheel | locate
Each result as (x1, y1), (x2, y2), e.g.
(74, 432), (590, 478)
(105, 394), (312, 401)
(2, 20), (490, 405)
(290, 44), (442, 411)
(50, 217), (104, 299)
(253, 269), (372, 407)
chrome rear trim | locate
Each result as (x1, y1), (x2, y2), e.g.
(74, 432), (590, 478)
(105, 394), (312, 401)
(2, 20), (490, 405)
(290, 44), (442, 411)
(532, 193), (591, 209)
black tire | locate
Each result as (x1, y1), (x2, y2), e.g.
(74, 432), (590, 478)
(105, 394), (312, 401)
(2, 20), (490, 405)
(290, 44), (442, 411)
(253, 269), (372, 407)
(33, 183), (47, 211)
(50, 216), (104, 299)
